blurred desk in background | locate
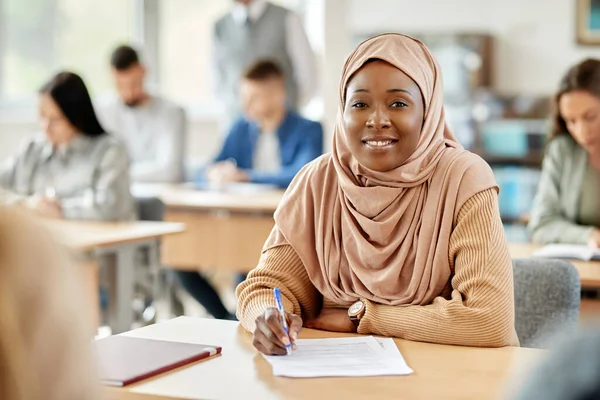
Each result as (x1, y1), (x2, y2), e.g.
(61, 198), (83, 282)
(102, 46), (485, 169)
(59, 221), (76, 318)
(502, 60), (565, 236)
(46, 219), (185, 332)
(47, 220), (185, 252)
(133, 183), (283, 273)
(508, 242), (600, 288)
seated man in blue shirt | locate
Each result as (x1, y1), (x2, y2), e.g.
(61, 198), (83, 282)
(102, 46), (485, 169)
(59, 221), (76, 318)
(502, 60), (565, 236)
(175, 61), (322, 319)
(205, 60), (323, 188)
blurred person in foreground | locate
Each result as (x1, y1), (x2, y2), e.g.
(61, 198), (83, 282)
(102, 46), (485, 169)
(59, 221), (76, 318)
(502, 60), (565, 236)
(511, 328), (600, 400)
(0, 206), (99, 399)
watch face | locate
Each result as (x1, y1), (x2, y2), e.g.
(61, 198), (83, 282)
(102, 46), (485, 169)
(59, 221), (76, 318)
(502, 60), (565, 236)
(349, 301), (364, 315)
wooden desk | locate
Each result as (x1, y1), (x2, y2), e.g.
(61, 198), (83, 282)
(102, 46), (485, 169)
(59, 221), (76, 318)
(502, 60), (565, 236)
(133, 183), (283, 272)
(45, 220), (185, 333)
(509, 242), (600, 288)
(46, 220), (186, 251)
(107, 317), (544, 400)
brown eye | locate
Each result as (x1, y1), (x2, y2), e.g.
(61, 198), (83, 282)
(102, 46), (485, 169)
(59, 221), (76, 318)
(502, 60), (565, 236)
(352, 101), (367, 108)
(390, 101), (408, 108)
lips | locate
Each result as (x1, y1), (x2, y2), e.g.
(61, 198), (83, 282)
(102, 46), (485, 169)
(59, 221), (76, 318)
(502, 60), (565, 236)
(364, 139), (396, 147)
(361, 136), (398, 150)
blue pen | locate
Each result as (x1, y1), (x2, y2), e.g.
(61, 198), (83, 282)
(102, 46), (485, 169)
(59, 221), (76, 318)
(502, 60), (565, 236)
(273, 288), (292, 355)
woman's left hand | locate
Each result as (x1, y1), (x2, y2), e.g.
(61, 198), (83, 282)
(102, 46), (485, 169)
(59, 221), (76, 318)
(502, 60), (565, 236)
(305, 308), (356, 333)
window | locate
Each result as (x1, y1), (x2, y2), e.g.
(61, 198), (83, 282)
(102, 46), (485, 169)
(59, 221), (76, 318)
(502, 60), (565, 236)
(0, 0), (134, 110)
(0, 0), (315, 116)
(157, 0), (230, 114)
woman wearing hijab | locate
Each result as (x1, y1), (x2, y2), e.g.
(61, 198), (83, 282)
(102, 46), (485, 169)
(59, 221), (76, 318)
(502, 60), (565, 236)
(236, 33), (517, 354)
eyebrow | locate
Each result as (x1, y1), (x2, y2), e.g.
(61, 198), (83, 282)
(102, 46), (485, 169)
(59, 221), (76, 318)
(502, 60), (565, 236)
(352, 88), (413, 97)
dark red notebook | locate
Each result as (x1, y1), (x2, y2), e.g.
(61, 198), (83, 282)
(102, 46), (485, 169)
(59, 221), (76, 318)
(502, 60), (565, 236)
(95, 335), (221, 387)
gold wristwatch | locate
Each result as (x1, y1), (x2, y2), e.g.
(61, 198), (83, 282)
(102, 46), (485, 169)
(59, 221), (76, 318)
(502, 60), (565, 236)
(348, 300), (366, 328)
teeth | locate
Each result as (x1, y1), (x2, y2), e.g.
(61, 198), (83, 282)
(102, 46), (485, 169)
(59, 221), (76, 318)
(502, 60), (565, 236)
(365, 140), (394, 147)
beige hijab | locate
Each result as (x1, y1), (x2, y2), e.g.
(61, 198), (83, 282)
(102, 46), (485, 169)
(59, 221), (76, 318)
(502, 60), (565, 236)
(268, 33), (497, 306)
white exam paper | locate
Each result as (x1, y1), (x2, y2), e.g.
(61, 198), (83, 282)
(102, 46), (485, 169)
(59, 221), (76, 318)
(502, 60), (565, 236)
(262, 336), (413, 378)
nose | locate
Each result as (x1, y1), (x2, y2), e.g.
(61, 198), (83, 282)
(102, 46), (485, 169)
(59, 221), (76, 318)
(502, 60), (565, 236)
(366, 104), (391, 130)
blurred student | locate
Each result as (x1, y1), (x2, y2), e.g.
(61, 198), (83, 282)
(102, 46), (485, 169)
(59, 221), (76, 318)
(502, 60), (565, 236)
(98, 45), (189, 320)
(0, 71), (136, 221)
(0, 207), (99, 400)
(529, 59), (600, 247)
(205, 60), (323, 189)
(98, 45), (186, 184)
(512, 328), (600, 400)
(213, 0), (318, 116)
(181, 61), (321, 319)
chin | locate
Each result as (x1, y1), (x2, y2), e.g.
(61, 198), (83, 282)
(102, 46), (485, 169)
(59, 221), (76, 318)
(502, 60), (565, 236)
(357, 160), (399, 173)
(356, 154), (409, 173)
(125, 101), (138, 108)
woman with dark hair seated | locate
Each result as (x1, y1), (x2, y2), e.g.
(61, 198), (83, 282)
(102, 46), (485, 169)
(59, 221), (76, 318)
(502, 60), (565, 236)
(529, 59), (600, 248)
(0, 71), (136, 221)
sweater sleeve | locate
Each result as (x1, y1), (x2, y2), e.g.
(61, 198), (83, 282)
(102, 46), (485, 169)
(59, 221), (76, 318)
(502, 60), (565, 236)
(358, 188), (518, 347)
(236, 244), (321, 332)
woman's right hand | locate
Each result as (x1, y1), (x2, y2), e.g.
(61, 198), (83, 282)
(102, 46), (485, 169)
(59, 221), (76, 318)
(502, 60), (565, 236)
(589, 229), (600, 249)
(253, 307), (303, 355)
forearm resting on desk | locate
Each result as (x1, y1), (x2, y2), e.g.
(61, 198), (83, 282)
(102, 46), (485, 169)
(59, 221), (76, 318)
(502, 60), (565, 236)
(529, 217), (595, 245)
(356, 191), (517, 347)
(358, 291), (515, 347)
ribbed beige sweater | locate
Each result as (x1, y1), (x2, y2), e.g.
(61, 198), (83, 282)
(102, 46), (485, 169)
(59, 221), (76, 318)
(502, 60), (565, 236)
(236, 189), (519, 347)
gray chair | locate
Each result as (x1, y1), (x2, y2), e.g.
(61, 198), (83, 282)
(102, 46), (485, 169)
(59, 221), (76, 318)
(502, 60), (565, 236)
(135, 196), (166, 221)
(513, 258), (580, 348)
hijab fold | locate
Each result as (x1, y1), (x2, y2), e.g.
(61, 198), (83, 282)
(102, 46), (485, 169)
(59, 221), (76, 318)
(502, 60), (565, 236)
(267, 33), (497, 306)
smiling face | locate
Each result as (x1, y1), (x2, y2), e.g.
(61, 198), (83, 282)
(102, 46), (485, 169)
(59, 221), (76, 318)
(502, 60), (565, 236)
(559, 90), (600, 154)
(342, 59), (424, 172)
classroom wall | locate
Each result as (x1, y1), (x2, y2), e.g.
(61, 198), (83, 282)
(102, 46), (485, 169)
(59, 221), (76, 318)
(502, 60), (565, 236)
(0, 119), (37, 161)
(349, 0), (600, 96)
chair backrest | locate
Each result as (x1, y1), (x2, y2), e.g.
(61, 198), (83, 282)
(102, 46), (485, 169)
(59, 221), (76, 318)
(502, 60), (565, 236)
(513, 259), (580, 348)
(135, 197), (165, 221)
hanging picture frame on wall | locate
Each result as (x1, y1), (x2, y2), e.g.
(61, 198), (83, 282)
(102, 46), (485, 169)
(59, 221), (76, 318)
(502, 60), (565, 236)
(577, 0), (600, 45)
